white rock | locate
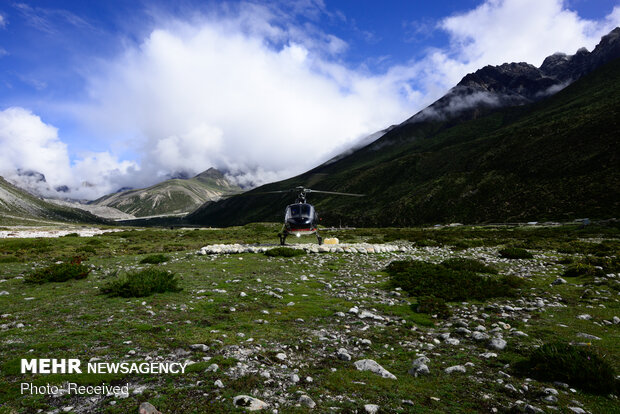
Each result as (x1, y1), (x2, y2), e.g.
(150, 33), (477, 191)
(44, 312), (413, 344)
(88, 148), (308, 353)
(567, 407), (586, 414)
(337, 348), (351, 361)
(364, 404), (380, 413)
(576, 332), (601, 340)
(299, 394), (316, 408)
(445, 338), (460, 346)
(214, 379), (224, 388)
(479, 352), (497, 359)
(444, 365), (466, 374)
(488, 338), (507, 350)
(576, 314), (592, 320)
(275, 353), (287, 361)
(233, 395), (269, 411)
(354, 359), (397, 379)
(190, 344), (209, 352)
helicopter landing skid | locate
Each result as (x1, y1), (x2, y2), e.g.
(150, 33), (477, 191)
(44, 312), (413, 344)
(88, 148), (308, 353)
(277, 230), (322, 245)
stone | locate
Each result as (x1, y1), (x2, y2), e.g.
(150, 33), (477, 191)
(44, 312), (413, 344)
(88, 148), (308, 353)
(299, 394), (316, 408)
(409, 356), (430, 377)
(139, 402), (162, 414)
(551, 278), (567, 285)
(576, 332), (601, 340)
(275, 352), (287, 361)
(364, 404), (380, 413)
(445, 338), (460, 346)
(354, 359), (397, 379)
(488, 337), (507, 350)
(567, 407), (586, 414)
(233, 395), (269, 411)
(576, 314), (592, 320)
(479, 352), (497, 359)
(472, 331), (490, 341)
(444, 365), (466, 374)
(337, 348), (351, 361)
(206, 363), (219, 372)
(190, 344), (209, 352)
(214, 379), (224, 388)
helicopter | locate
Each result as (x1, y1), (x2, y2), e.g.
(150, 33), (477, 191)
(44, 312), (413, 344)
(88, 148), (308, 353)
(263, 186), (364, 245)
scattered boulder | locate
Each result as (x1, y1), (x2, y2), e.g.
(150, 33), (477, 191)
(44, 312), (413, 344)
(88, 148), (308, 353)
(409, 356), (430, 377)
(139, 402), (162, 414)
(444, 365), (466, 374)
(488, 337), (507, 351)
(299, 394), (316, 408)
(337, 348), (351, 361)
(364, 404), (380, 413)
(233, 395), (269, 411)
(354, 359), (397, 379)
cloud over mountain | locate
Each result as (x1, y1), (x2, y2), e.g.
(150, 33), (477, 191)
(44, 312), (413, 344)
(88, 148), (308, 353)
(2, 0), (619, 199)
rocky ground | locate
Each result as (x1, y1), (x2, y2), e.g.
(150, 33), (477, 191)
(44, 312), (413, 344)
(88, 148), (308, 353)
(0, 227), (618, 413)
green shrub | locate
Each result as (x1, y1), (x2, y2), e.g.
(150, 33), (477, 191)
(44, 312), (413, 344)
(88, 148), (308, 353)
(102, 268), (181, 297)
(264, 247), (306, 257)
(76, 246), (97, 254)
(514, 342), (618, 395)
(139, 254), (170, 264)
(411, 296), (452, 318)
(25, 258), (90, 284)
(441, 258), (498, 274)
(386, 260), (523, 302)
(86, 238), (103, 245)
(562, 262), (603, 278)
(0, 255), (21, 263)
(63, 233), (80, 237)
(499, 247), (533, 259)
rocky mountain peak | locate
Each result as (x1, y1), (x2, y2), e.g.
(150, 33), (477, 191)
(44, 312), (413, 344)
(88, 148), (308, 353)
(194, 167), (225, 180)
(406, 27), (620, 124)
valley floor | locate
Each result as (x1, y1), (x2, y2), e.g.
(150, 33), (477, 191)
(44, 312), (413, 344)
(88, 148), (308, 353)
(0, 224), (618, 413)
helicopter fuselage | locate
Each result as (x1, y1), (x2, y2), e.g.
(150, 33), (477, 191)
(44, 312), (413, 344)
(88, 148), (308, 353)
(279, 202), (322, 244)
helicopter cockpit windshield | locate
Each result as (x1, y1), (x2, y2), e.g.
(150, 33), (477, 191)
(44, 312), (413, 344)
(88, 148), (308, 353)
(286, 204), (313, 219)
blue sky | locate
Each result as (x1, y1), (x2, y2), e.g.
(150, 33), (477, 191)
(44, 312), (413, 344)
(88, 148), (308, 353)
(0, 0), (619, 198)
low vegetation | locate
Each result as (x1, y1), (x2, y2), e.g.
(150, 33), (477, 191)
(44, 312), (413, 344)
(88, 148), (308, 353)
(101, 268), (182, 297)
(410, 296), (452, 318)
(514, 342), (618, 395)
(441, 257), (498, 274)
(139, 253), (170, 264)
(24, 258), (90, 284)
(386, 260), (524, 301)
(264, 247), (306, 257)
(498, 247), (534, 259)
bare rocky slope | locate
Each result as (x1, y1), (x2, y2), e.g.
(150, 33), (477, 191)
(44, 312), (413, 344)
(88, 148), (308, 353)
(0, 176), (108, 225)
(92, 168), (241, 218)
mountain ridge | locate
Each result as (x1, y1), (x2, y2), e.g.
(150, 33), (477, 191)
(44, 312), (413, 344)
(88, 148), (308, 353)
(0, 176), (108, 225)
(91, 168), (241, 217)
(187, 28), (620, 227)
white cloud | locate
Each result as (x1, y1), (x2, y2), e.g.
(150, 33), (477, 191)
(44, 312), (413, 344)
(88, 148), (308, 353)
(0, 107), (136, 199)
(0, 13), (5, 28)
(81, 15), (416, 188)
(433, 0), (620, 88)
(3, 1), (619, 200)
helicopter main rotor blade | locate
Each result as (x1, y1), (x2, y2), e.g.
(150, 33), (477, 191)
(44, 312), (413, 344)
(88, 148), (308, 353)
(305, 189), (365, 197)
(254, 190), (295, 195)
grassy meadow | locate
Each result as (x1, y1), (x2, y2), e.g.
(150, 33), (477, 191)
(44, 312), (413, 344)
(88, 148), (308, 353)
(0, 223), (618, 413)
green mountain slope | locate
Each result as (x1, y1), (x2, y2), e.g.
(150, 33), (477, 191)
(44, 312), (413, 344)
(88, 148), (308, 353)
(92, 168), (241, 217)
(0, 177), (108, 226)
(188, 57), (620, 227)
